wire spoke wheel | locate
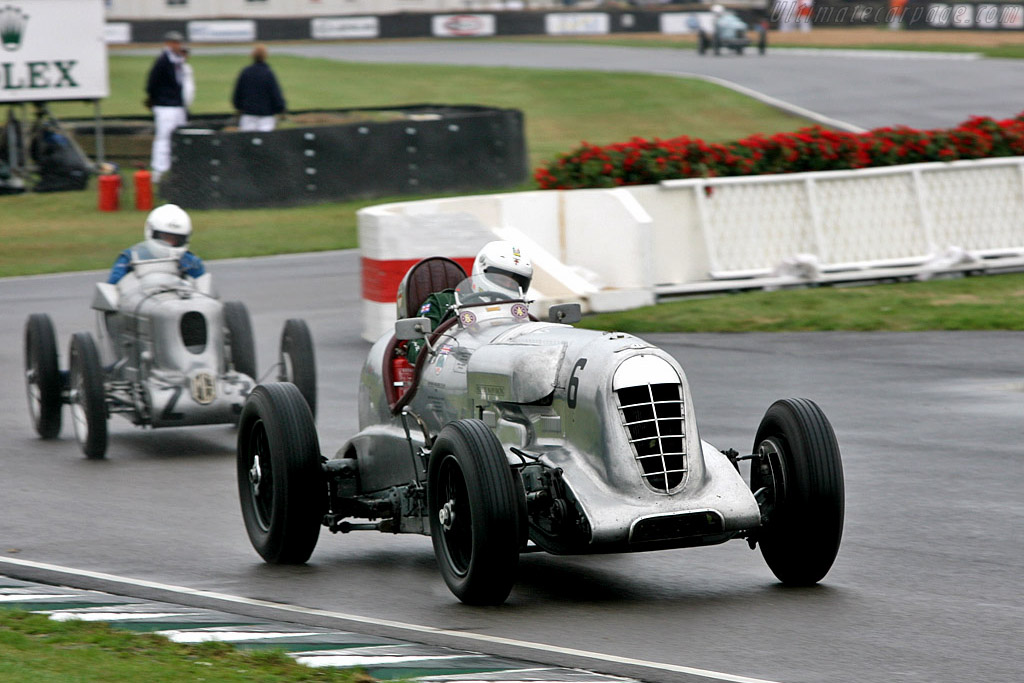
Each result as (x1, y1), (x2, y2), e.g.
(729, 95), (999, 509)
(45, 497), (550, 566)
(277, 318), (317, 419)
(68, 332), (108, 459)
(24, 313), (62, 439)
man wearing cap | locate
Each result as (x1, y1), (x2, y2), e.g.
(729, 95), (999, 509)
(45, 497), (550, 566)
(145, 31), (189, 184)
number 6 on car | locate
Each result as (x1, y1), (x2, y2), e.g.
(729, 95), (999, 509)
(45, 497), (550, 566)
(237, 253), (843, 605)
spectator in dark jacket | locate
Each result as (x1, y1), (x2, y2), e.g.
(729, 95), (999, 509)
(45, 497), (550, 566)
(145, 30), (188, 183)
(232, 45), (287, 132)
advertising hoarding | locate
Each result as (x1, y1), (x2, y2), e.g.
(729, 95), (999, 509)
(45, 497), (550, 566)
(0, 0), (109, 102)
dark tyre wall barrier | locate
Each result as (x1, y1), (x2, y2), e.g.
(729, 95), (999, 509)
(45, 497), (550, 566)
(160, 105), (527, 210)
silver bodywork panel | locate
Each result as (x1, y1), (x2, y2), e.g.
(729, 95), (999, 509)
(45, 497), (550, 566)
(340, 295), (761, 553)
(93, 258), (254, 428)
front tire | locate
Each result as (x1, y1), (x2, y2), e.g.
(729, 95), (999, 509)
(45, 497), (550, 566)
(69, 332), (108, 459)
(697, 31), (708, 55)
(237, 382), (324, 564)
(277, 318), (317, 419)
(427, 419), (520, 605)
(751, 398), (844, 585)
(25, 313), (62, 439)
(224, 301), (257, 379)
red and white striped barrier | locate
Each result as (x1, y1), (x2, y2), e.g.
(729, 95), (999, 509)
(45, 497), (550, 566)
(358, 204), (496, 341)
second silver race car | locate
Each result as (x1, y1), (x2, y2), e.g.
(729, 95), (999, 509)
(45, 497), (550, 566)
(25, 255), (316, 459)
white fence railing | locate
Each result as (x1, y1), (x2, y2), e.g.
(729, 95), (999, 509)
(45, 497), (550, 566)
(358, 156), (1024, 341)
(657, 156), (1024, 291)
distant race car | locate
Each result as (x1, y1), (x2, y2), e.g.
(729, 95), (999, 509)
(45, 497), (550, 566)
(24, 256), (316, 459)
(236, 257), (844, 605)
(697, 6), (768, 56)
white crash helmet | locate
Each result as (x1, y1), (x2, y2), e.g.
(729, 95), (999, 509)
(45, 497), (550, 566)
(144, 203), (192, 259)
(472, 240), (533, 298)
(711, 3), (725, 13)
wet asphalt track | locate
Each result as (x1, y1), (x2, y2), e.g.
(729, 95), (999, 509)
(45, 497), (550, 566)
(1, 251), (1022, 683)
(3, 42), (1024, 683)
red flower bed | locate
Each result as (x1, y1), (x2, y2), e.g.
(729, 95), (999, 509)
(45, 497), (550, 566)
(534, 113), (1024, 190)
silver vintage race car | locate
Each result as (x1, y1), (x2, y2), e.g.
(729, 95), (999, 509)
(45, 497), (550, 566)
(237, 257), (844, 605)
(24, 255), (317, 459)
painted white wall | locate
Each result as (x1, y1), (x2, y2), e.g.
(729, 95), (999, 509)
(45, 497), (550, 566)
(358, 156), (1024, 340)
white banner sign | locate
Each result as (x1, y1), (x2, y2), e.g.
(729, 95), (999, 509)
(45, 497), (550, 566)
(187, 20), (256, 43)
(660, 12), (714, 34)
(432, 14), (496, 37)
(545, 12), (610, 35)
(311, 16), (379, 40)
(1000, 4), (1024, 27)
(104, 22), (131, 45)
(0, 0), (108, 102)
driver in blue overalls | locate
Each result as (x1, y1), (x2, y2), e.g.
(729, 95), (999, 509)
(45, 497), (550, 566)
(107, 203), (205, 285)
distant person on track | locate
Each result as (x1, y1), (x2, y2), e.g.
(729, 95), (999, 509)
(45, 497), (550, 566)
(232, 44), (287, 133)
(145, 31), (189, 184)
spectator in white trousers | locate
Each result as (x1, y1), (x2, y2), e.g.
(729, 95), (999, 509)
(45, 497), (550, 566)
(232, 45), (287, 133)
(145, 31), (189, 184)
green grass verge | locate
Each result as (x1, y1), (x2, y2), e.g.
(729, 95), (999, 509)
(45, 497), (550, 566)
(579, 273), (1024, 333)
(0, 609), (369, 682)
(2, 54), (808, 278)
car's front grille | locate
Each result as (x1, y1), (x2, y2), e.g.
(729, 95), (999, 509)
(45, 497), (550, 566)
(615, 383), (686, 492)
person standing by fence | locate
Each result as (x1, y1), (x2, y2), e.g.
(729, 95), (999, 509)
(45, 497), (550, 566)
(145, 31), (188, 184)
(231, 45), (287, 133)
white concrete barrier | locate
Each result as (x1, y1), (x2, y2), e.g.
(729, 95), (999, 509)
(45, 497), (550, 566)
(359, 156), (1024, 341)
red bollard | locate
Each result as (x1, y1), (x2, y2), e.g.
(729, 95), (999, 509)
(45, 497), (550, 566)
(98, 174), (120, 212)
(134, 169), (154, 211)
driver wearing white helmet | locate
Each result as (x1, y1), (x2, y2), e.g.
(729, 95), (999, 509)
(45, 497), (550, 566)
(404, 240), (533, 366)
(471, 239), (533, 299)
(107, 203), (205, 284)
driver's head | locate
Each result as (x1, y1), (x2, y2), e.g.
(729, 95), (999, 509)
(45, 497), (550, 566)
(711, 3), (725, 13)
(144, 203), (192, 259)
(472, 240), (533, 297)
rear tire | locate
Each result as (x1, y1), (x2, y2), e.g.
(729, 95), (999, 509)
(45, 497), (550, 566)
(25, 313), (62, 439)
(237, 382), (324, 564)
(697, 31), (708, 55)
(428, 419), (519, 605)
(69, 332), (108, 459)
(751, 398), (844, 585)
(277, 319), (317, 420)
(224, 301), (257, 379)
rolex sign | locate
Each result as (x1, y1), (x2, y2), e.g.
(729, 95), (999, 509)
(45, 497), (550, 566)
(0, 0), (108, 103)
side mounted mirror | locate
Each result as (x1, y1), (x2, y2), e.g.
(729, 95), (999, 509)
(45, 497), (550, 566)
(548, 303), (582, 325)
(395, 316), (432, 341)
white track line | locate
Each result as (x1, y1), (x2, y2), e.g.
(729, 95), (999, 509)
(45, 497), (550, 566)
(655, 70), (866, 133)
(0, 556), (781, 683)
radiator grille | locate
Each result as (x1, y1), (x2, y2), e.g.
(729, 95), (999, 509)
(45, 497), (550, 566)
(180, 311), (207, 354)
(615, 383), (686, 492)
